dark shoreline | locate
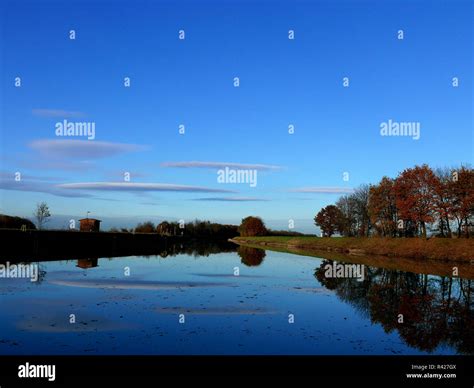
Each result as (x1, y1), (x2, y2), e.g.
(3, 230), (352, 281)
(0, 229), (235, 262)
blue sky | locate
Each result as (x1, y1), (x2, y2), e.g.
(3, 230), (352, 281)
(0, 0), (472, 232)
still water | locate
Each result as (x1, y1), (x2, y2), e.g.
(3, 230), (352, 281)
(0, 246), (472, 355)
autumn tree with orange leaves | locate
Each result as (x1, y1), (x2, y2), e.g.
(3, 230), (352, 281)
(320, 164), (473, 238)
(393, 165), (439, 239)
(368, 177), (398, 237)
(238, 216), (267, 237)
(314, 205), (344, 237)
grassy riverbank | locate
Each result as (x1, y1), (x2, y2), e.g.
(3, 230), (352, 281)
(231, 236), (474, 262)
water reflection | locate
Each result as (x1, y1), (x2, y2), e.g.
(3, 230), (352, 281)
(237, 246), (266, 267)
(1, 240), (237, 268)
(314, 260), (474, 354)
(76, 258), (99, 269)
(166, 240), (236, 257)
(1, 243), (472, 355)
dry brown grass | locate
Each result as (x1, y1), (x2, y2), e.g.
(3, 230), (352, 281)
(232, 236), (474, 261)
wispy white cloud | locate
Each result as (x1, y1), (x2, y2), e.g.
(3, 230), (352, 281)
(0, 171), (63, 182)
(103, 170), (149, 180)
(29, 139), (147, 159)
(192, 197), (269, 202)
(94, 197), (124, 202)
(161, 161), (282, 171)
(32, 108), (86, 118)
(3, 153), (95, 172)
(19, 159), (95, 171)
(57, 182), (236, 193)
(0, 179), (93, 198)
(290, 187), (354, 194)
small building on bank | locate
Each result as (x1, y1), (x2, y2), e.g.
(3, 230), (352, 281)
(79, 218), (101, 232)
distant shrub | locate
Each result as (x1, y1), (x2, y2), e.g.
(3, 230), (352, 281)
(134, 221), (156, 233)
(0, 214), (36, 230)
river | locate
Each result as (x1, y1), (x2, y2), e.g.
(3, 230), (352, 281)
(0, 245), (471, 355)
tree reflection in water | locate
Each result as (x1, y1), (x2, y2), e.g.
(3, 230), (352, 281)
(237, 246), (266, 267)
(315, 260), (473, 354)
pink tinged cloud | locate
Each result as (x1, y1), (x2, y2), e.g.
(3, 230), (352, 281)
(29, 139), (147, 159)
(57, 182), (237, 193)
(161, 161), (282, 171)
(0, 179), (93, 198)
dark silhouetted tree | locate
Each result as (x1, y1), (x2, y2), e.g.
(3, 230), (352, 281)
(34, 202), (51, 230)
(448, 166), (474, 237)
(134, 221), (156, 233)
(157, 221), (172, 235)
(0, 214), (36, 230)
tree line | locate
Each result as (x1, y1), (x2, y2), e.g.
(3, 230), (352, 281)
(110, 219), (239, 240)
(129, 217), (308, 239)
(315, 164), (473, 238)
